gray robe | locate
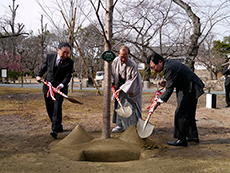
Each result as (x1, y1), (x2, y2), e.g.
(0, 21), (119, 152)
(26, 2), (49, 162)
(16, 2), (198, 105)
(111, 57), (142, 129)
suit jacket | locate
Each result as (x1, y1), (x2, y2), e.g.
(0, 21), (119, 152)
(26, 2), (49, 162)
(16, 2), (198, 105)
(222, 65), (230, 86)
(160, 59), (204, 102)
(37, 54), (74, 94)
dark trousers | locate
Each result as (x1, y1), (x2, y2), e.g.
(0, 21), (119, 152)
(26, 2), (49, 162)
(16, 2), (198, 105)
(44, 92), (64, 132)
(225, 84), (230, 106)
(112, 91), (141, 130)
(173, 84), (199, 141)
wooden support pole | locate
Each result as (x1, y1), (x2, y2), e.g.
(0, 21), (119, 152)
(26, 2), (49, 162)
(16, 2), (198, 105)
(61, 10), (101, 95)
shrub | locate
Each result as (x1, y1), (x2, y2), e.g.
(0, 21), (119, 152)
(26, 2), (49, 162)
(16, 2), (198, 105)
(8, 70), (21, 83)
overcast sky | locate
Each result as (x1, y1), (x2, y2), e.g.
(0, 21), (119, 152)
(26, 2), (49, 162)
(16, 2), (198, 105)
(0, 0), (230, 40)
(0, 0), (44, 34)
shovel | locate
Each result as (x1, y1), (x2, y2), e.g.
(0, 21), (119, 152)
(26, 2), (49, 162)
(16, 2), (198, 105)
(111, 86), (132, 118)
(137, 107), (155, 138)
(137, 89), (163, 138)
(41, 79), (83, 104)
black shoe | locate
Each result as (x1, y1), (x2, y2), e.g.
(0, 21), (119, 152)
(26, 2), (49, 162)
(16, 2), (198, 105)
(167, 139), (188, 147)
(50, 131), (57, 139)
(56, 129), (63, 133)
(225, 105), (230, 108)
(187, 137), (199, 143)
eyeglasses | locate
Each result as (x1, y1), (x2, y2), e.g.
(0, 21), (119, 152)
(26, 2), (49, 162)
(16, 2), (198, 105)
(119, 55), (129, 59)
(150, 64), (157, 70)
(59, 49), (70, 56)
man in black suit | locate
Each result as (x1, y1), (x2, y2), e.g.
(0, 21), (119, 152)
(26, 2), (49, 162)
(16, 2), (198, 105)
(222, 57), (230, 107)
(147, 53), (204, 147)
(36, 42), (74, 139)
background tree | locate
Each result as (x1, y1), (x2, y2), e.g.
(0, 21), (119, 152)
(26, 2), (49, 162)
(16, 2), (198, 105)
(109, 0), (230, 80)
(112, 0), (177, 81)
(173, 0), (230, 70)
(74, 24), (104, 78)
(1, 0), (27, 54)
(212, 35), (230, 74)
(196, 34), (225, 80)
(38, 15), (48, 66)
(1, 0), (230, 83)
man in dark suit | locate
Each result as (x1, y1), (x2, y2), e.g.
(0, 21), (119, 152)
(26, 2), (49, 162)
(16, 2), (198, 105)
(222, 57), (230, 107)
(36, 42), (74, 139)
(147, 53), (204, 147)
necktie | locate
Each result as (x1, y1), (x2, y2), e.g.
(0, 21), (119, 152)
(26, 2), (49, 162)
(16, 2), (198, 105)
(57, 59), (62, 67)
(54, 59), (62, 74)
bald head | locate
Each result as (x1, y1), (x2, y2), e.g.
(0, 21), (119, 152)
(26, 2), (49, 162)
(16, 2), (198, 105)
(119, 46), (130, 54)
(119, 46), (130, 64)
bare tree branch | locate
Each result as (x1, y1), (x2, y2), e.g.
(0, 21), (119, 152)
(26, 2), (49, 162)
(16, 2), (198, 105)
(173, 0), (201, 59)
(89, 0), (108, 44)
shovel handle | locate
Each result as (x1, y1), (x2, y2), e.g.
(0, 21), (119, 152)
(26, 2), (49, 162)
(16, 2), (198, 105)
(143, 107), (154, 129)
(41, 79), (68, 99)
(111, 86), (126, 113)
(111, 86), (121, 104)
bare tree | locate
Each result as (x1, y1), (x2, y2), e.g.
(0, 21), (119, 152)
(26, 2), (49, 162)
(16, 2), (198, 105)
(1, 0), (28, 54)
(89, 0), (118, 138)
(172, 0), (230, 70)
(36, 0), (89, 38)
(109, 0), (230, 78)
(38, 15), (48, 66)
(74, 24), (104, 73)
(112, 0), (182, 80)
(196, 34), (225, 80)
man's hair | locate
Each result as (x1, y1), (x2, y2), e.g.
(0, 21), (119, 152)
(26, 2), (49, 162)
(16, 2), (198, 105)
(119, 46), (130, 54)
(147, 52), (164, 64)
(58, 42), (71, 50)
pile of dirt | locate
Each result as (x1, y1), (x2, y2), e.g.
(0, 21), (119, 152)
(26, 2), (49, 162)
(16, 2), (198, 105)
(51, 125), (160, 162)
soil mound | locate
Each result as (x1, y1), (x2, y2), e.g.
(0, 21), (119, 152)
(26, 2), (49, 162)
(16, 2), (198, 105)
(119, 124), (145, 147)
(50, 125), (159, 162)
(58, 125), (94, 145)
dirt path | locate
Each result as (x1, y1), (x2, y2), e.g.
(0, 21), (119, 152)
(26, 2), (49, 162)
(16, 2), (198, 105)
(0, 88), (230, 172)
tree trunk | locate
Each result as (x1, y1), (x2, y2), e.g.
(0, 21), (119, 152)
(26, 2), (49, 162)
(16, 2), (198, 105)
(68, 8), (76, 93)
(143, 65), (150, 81)
(102, 0), (113, 139)
(173, 0), (201, 71)
(40, 15), (46, 67)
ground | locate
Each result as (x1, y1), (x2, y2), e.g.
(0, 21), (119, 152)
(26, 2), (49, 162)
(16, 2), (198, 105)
(0, 87), (230, 173)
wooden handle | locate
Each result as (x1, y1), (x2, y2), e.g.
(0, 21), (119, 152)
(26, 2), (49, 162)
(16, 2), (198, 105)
(143, 107), (154, 129)
(41, 79), (67, 98)
(111, 86), (121, 104)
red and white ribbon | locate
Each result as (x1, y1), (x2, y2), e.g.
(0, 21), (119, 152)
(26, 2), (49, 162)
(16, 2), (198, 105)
(46, 81), (56, 101)
(147, 89), (163, 110)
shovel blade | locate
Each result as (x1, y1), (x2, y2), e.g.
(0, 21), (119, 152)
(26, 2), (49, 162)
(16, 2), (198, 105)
(115, 106), (132, 118)
(66, 97), (83, 104)
(137, 118), (155, 138)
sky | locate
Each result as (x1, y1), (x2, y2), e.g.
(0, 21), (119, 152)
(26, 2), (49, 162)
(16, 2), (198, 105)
(0, 0), (45, 34)
(0, 0), (229, 40)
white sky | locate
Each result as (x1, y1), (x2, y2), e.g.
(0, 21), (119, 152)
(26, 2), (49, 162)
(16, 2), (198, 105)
(0, 0), (44, 34)
(0, 0), (229, 40)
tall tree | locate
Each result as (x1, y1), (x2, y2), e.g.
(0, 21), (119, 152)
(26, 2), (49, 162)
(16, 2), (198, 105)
(74, 24), (104, 75)
(38, 15), (48, 66)
(112, 0), (181, 80)
(196, 34), (225, 79)
(1, 0), (27, 54)
(90, 0), (117, 138)
(173, 0), (230, 70)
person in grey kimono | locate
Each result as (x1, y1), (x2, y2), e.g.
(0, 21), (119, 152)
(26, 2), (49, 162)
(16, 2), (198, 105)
(111, 46), (143, 132)
(147, 52), (204, 147)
